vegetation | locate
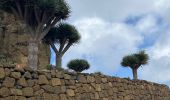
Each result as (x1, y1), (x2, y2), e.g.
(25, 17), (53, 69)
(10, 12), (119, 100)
(46, 64), (53, 70)
(43, 23), (81, 68)
(121, 50), (149, 80)
(94, 71), (103, 75)
(0, 0), (70, 70)
(67, 59), (90, 72)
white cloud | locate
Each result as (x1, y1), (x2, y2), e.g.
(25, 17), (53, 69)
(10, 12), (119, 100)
(52, 0), (170, 84)
(62, 17), (143, 74)
(67, 0), (170, 22)
(135, 15), (160, 35)
(140, 29), (170, 83)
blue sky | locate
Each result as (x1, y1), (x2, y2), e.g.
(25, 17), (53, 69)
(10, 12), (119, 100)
(51, 0), (170, 86)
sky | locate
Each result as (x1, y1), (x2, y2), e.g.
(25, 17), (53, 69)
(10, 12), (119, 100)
(51, 0), (170, 86)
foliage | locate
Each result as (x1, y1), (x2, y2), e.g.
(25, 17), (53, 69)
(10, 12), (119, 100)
(55, 66), (64, 71)
(0, 0), (70, 69)
(43, 23), (81, 45)
(43, 23), (81, 68)
(121, 50), (149, 69)
(0, 0), (70, 40)
(67, 59), (90, 72)
(46, 64), (53, 70)
(94, 71), (103, 75)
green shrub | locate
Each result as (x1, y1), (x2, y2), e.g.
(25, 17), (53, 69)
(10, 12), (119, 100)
(46, 64), (53, 70)
(55, 67), (64, 71)
(94, 71), (103, 75)
(67, 59), (90, 72)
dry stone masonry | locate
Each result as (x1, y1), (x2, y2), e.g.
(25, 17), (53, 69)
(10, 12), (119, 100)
(0, 11), (50, 69)
(0, 65), (170, 100)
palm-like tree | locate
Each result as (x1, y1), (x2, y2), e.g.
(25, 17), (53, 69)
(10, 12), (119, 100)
(121, 50), (149, 80)
(0, 0), (70, 70)
(43, 23), (81, 68)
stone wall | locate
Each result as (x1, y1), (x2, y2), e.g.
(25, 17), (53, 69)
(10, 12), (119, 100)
(0, 65), (170, 100)
(0, 11), (50, 69)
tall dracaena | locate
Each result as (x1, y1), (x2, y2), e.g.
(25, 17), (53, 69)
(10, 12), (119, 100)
(0, 0), (70, 70)
(43, 23), (81, 68)
(121, 50), (149, 80)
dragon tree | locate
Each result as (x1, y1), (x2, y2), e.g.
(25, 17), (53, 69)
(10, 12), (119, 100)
(121, 50), (149, 80)
(0, 0), (70, 70)
(43, 23), (81, 68)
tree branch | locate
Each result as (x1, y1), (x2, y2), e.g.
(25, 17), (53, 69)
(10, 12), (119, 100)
(24, 5), (28, 22)
(26, 24), (34, 39)
(59, 39), (67, 52)
(34, 6), (40, 24)
(61, 43), (72, 57)
(39, 18), (59, 40)
(49, 40), (59, 54)
(15, 1), (23, 20)
(11, 7), (19, 19)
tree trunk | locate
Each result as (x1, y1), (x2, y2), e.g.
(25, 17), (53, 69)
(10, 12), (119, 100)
(132, 68), (138, 80)
(28, 40), (39, 70)
(56, 54), (62, 68)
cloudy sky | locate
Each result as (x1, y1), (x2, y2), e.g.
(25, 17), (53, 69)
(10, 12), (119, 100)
(51, 0), (170, 86)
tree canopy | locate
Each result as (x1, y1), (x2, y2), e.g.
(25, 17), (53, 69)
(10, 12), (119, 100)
(67, 59), (90, 72)
(121, 50), (149, 69)
(43, 23), (81, 68)
(0, 0), (70, 40)
(44, 23), (80, 45)
(121, 50), (149, 79)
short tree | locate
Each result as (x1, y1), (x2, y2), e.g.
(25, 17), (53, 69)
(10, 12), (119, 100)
(0, 0), (70, 70)
(67, 59), (90, 72)
(121, 50), (149, 80)
(43, 23), (81, 68)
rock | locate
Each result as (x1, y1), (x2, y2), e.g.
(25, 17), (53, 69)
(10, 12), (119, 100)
(22, 87), (33, 97)
(38, 75), (49, 85)
(14, 67), (25, 73)
(27, 79), (35, 87)
(4, 96), (17, 100)
(66, 89), (75, 97)
(78, 75), (87, 83)
(95, 76), (102, 83)
(23, 71), (32, 79)
(52, 94), (60, 100)
(3, 77), (15, 88)
(59, 94), (67, 100)
(56, 71), (64, 78)
(17, 77), (28, 87)
(24, 67), (34, 72)
(10, 88), (23, 96)
(27, 97), (36, 100)
(101, 78), (107, 83)
(33, 85), (40, 91)
(4, 68), (11, 76)
(64, 74), (71, 79)
(45, 73), (52, 80)
(11, 72), (21, 79)
(0, 87), (10, 97)
(87, 76), (95, 83)
(34, 89), (44, 96)
(0, 68), (5, 79)
(0, 63), (3, 67)
(53, 86), (61, 94)
(41, 85), (54, 93)
(43, 93), (52, 100)
(32, 73), (38, 79)
(60, 86), (66, 93)
(51, 70), (56, 78)
(51, 78), (61, 86)
(17, 96), (27, 100)
(95, 84), (102, 92)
